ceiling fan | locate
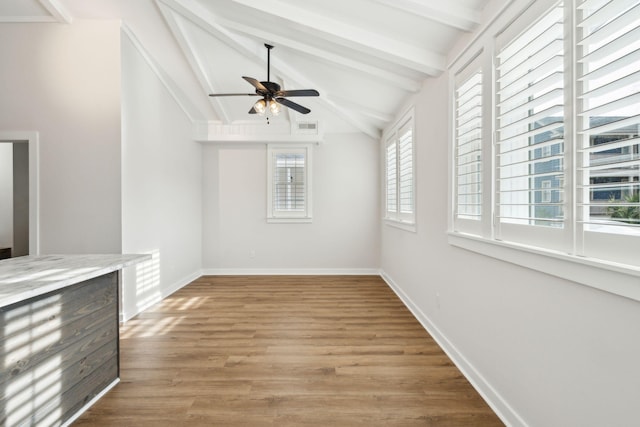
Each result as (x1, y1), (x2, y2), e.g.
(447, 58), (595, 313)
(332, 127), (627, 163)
(208, 44), (319, 116)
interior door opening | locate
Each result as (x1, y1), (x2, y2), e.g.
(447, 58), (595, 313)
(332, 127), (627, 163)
(0, 132), (38, 258)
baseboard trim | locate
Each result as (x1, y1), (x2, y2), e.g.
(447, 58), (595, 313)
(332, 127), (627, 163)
(163, 270), (202, 298)
(62, 378), (120, 427)
(379, 270), (526, 427)
(201, 268), (380, 276)
(121, 269), (202, 323)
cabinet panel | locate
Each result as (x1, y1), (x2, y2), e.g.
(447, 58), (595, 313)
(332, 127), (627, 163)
(0, 272), (119, 426)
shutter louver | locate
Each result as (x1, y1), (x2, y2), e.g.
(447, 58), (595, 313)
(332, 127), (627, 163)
(577, 0), (640, 232)
(496, 3), (566, 228)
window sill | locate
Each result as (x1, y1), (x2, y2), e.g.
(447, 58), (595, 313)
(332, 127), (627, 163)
(385, 219), (417, 233)
(267, 217), (312, 224)
(448, 231), (640, 302)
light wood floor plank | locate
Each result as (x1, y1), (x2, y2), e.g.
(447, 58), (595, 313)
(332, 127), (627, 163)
(74, 275), (503, 426)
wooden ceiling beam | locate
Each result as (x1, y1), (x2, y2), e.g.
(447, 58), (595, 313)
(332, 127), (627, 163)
(38, 0), (72, 23)
(228, 0), (445, 76)
(122, 23), (205, 123)
(374, 0), (482, 32)
(210, 17), (422, 93)
(158, 2), (232, 123)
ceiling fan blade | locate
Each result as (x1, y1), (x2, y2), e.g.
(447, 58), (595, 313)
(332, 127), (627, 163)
(209, 93), (258, 97)
(276, 97), (311, 114)
(276, 89), (319, 97)
(243, 76), (268, 93)
(248, 106), (258, 114)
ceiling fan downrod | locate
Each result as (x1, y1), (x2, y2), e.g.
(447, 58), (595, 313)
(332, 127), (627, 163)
(265, 43), (274, 82)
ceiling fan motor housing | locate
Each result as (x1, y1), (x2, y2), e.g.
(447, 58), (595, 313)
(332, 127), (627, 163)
(260, 81), (281, 97)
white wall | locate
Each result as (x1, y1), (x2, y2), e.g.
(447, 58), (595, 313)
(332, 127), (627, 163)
(0, 144), (13, 249)
(0, 21), (202, 320)
(120, 32), (203, 320)
(0, 21), (122, 253)
(202, 133), (379, 273)
(380, 74), (640, 426)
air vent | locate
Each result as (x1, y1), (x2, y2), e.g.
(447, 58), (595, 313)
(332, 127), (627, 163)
(298, 122), (316, 130)
(293, 121), (319, 135)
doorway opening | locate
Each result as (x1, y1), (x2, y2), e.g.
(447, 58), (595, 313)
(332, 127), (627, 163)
(0, 132), (39, 258)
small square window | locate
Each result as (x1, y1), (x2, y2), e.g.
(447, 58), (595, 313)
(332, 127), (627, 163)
(267, 145), (312, 223)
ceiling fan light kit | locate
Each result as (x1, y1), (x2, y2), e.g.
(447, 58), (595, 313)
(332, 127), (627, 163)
(252, 97), (280, 116)
(209, 44), (319, 117)
(253, 99), (267, 114)
(269, 100), (280, 115)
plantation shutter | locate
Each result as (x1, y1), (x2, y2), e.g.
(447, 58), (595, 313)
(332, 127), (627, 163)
(495, 2), (567, 248)
(455, 70), (483, 222)
(384, 111), (415, 225)
(267, 145), (312, 222)
(386, 139), (398, 215)
(576, 0), (640, 263)
(274, 153), (305, 212)
(398, 124), (413, 215)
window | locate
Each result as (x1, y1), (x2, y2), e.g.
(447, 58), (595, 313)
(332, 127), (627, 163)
(267, 145), (312, 223)
(385, 110), (415, 229)
(386, 140), (397, 214)
(448, 0), (640, 294)
(495, 2), (566, 249)
(576, 0), (640, 265)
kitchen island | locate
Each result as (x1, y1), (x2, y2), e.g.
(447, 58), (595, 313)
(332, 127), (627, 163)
(0, 254), (148, 427)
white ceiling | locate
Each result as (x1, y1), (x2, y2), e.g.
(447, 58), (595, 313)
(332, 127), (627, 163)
(1, 0), (493, 138)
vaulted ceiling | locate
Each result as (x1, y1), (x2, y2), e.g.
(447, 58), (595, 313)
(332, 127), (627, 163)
(1, 0), (492, 138)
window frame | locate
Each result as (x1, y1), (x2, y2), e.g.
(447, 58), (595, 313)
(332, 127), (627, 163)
(447, 0), (640, 302)
(267, 144), (313, 223)
(384, 108), (416, 231)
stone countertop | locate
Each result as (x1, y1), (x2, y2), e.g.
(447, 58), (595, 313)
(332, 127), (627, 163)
(0, 254), (150, 308)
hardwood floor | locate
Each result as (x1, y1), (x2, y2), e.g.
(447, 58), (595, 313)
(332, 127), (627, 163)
(74, 275), (503, 426)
